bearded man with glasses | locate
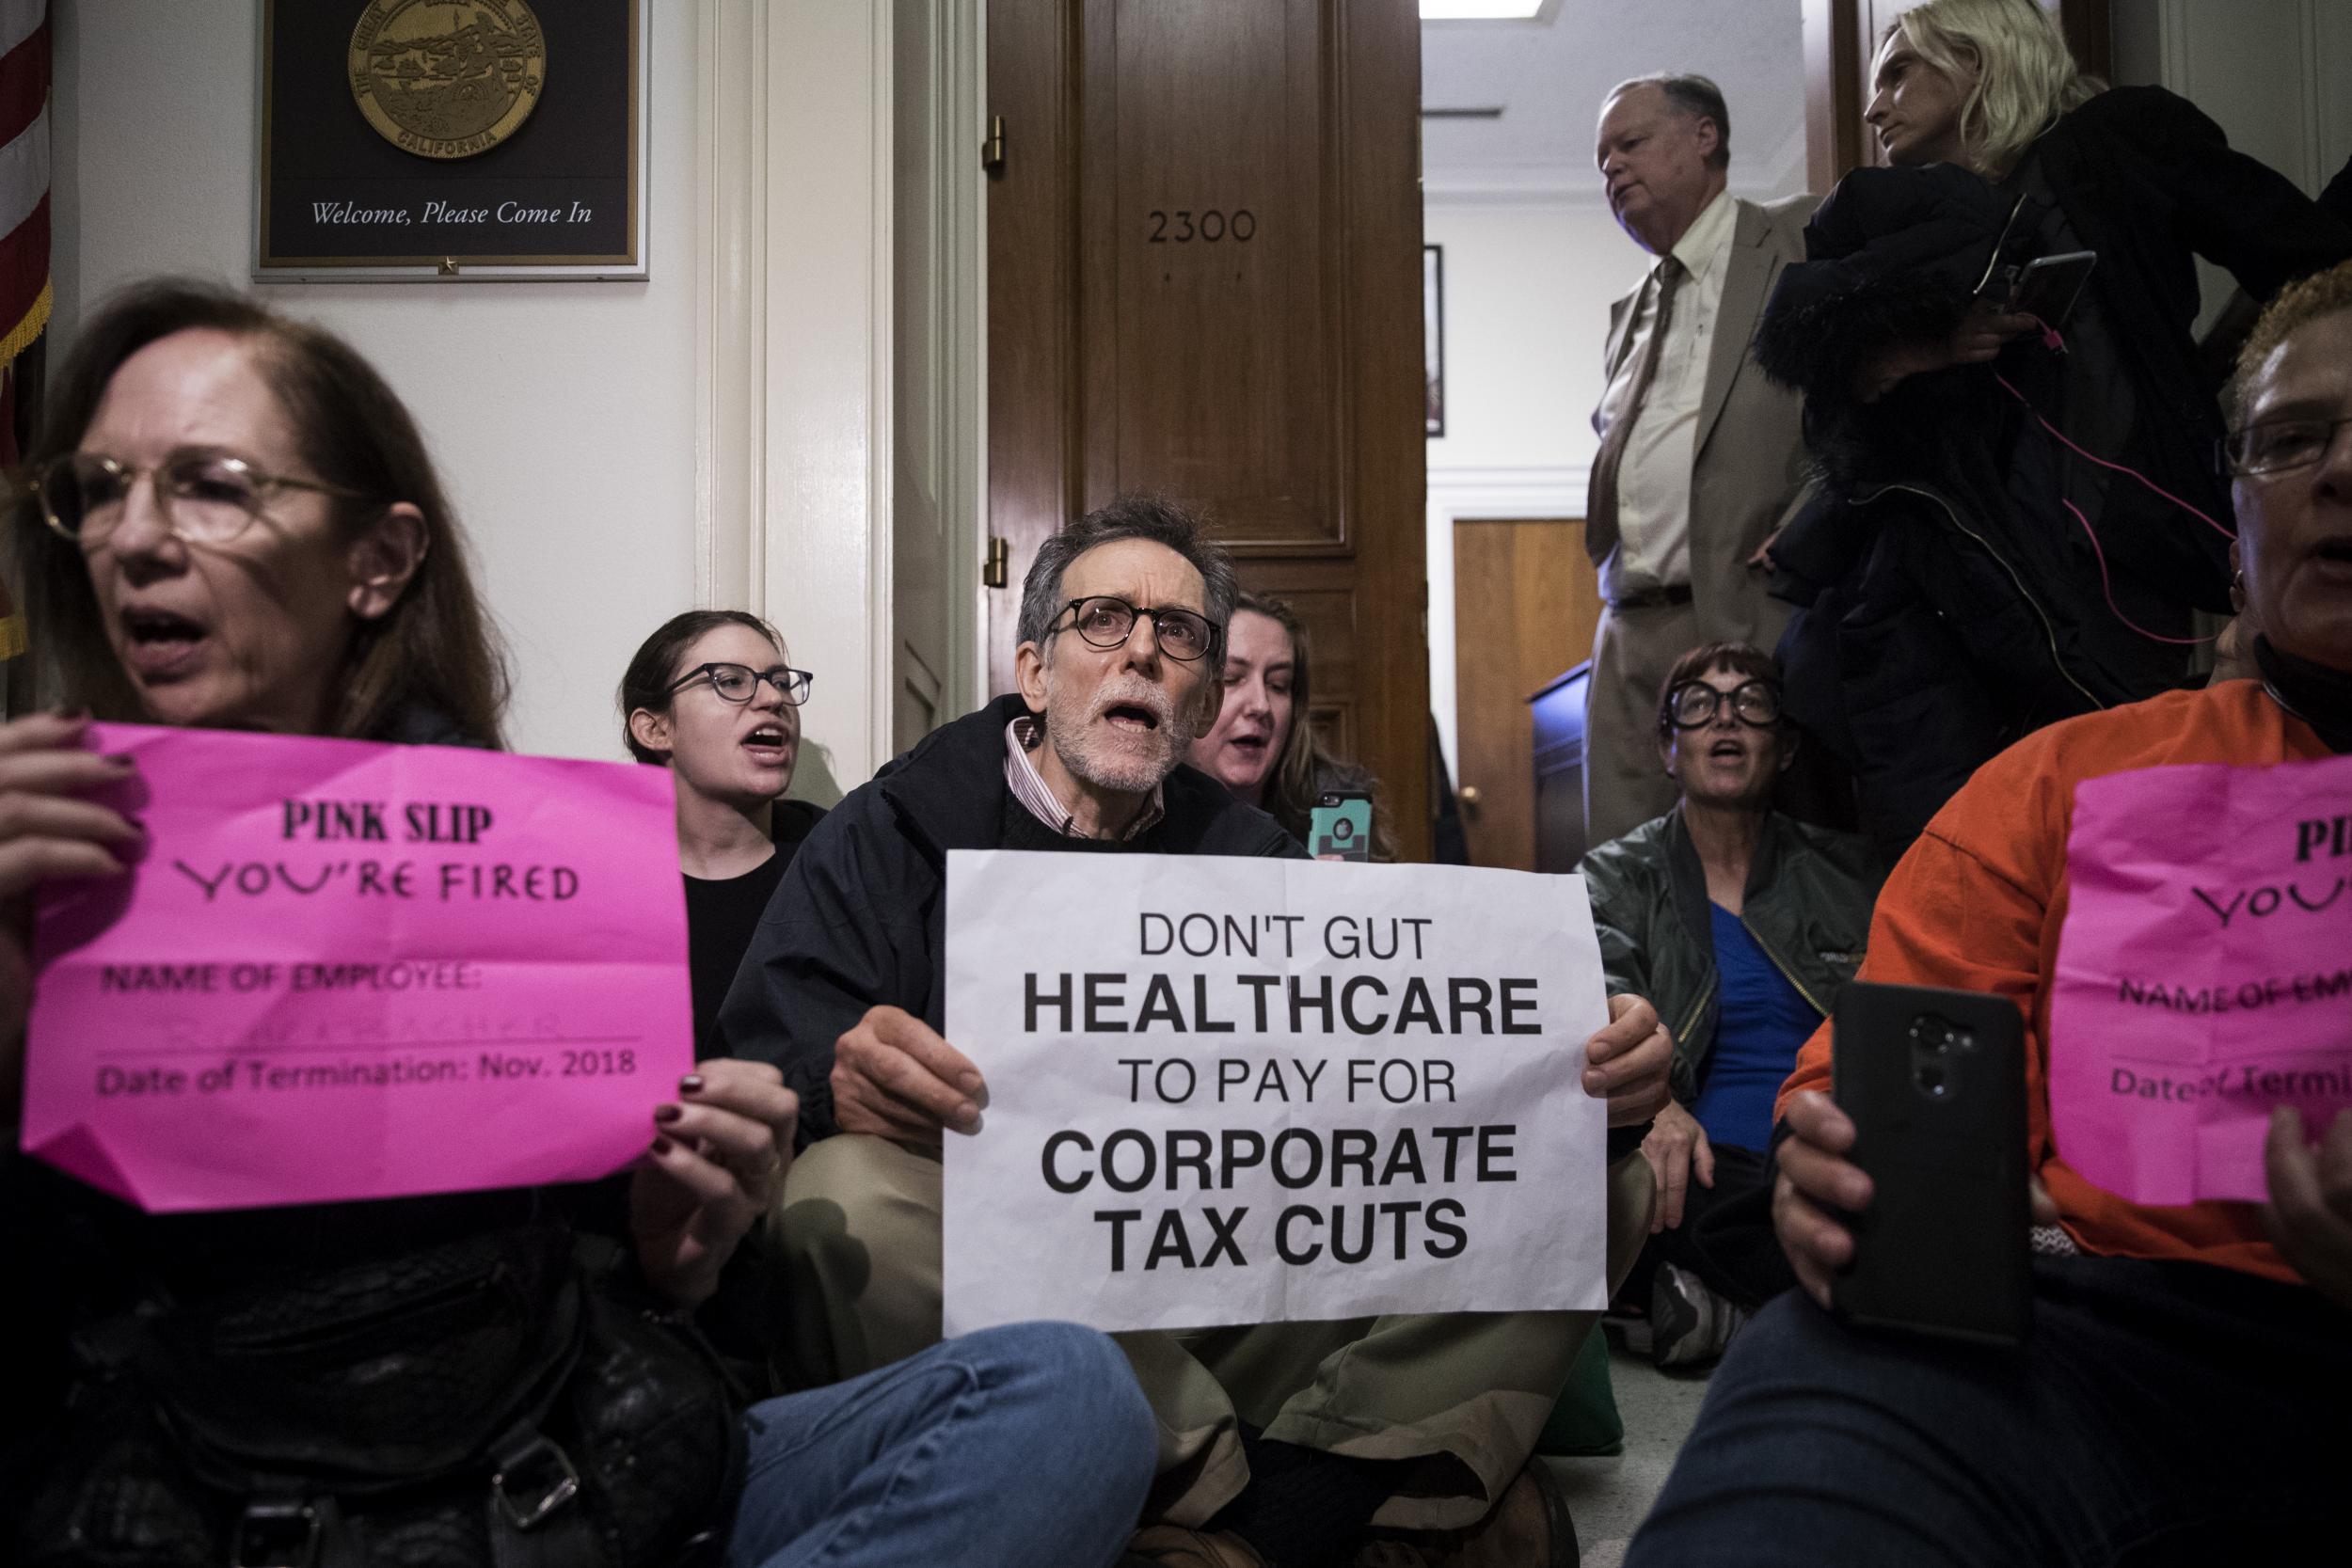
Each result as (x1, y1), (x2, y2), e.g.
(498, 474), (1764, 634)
(1579, 641), (1878, 1368)
(720, 496), (1674, 1568)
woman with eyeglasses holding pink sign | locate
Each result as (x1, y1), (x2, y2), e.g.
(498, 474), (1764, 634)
(0, 280), (1151, 1567)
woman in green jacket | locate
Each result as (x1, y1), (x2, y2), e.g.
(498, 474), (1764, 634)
(1580, 641), (1879, 1364)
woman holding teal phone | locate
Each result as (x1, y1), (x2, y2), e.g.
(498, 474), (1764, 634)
(1187, 591), (1394, 859)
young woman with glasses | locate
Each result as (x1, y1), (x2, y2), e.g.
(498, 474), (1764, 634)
(619, 611), (823, 1053)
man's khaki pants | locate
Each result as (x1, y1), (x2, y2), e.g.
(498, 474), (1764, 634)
(1582, 599), (1700, 850)
(771, 1135), (1655, 1530)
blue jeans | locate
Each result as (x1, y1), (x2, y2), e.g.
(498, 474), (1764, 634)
(1626, 1256), (2350, 1566)
(727, 1322), (1155, 1568)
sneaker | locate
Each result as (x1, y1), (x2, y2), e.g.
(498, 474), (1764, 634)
(1650, 1262), (1747, 1368)
(1601, 1301), (1652, 1358)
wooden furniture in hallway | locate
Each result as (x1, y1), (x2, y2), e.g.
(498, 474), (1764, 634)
(1450, 515), (1603, 871)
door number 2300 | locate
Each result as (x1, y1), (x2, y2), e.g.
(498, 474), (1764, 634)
(1148, 208), (1257, 243)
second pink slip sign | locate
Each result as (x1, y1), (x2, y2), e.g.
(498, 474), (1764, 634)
(19, 722), (694, 1212)
(2048, 752), (2352, 1208)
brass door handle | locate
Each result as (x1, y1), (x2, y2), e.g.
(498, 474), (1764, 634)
(1458, 785), (1483, 809)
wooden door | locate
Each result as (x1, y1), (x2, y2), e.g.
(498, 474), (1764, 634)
(1803, 0), (2110, 192)
(985, 0), (1431, 856)
(1451, 518), (1603, 872)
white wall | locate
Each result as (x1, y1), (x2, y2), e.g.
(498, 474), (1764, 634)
(1422, 198), (1647, 775)
(52, 0), (698, 764)
(2112, 0), (2352, 333)
(1425, 204), (1644, 474)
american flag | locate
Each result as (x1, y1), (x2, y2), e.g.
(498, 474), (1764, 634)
(0, 0), (41, 665)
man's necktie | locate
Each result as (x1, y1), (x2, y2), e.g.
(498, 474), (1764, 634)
(1588, 254), (1687, 550)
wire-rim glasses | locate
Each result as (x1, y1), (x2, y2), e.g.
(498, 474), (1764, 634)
(1054, 595), (1219, 662)
(2217, 414), (2352, 478)
(668, 662), (815, 706)
(30, 451), (373, 548)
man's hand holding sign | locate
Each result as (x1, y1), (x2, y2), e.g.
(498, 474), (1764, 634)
(1593, 992), (1677, 1127)
(833, 1003), (988, 1145)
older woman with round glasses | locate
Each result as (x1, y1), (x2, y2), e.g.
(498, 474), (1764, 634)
(3, 281), (1152, 1568)
(0, 277), (784, 1559)
(620, 610), (825, 1052)
(1579, 641), (1877, 1365)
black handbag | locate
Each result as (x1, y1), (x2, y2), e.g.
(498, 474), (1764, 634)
(18, 1223), (745, 1568)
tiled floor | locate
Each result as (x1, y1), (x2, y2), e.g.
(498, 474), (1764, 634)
(1544, 1342), (1713, 1568)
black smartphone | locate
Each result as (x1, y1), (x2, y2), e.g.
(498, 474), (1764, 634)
(1830, 981), (2031, 1347)
(2004, 249), (2097, 329)
(1307, 790), (1372, 862)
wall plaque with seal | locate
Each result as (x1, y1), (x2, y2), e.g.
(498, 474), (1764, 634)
(255, 0), (647, 281)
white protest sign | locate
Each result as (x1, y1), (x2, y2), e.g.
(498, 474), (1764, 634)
(941, 851), (1611, 1336)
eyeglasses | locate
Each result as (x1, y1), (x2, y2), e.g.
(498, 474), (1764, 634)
(668, 662), (815, 706)
(2218, 414), (2352, 477)
(1664, 679), (1783, 730)
(1054, 595), (1219, 663)
(29, 451), (373, 548)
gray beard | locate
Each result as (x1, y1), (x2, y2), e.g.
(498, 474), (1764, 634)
(1038, 646), (1193, 798)
(1053, 720), (1177, 796)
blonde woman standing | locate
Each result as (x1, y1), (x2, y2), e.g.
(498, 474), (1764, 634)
(1753, 0), (2352, 857)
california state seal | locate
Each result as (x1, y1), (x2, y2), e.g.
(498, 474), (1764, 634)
(349, 0), (547, 160)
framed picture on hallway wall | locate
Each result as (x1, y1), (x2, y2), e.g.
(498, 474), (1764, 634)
(1423, 245), (1445, 437)
(254, 0), (649, 280)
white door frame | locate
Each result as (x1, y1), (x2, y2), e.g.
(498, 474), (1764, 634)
(693, 0), (989, 792)
(1424, 462), (1588, 778)
(693, 0), (896, 795)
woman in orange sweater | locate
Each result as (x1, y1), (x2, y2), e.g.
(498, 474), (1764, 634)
(1627, 263), (2352, 1564)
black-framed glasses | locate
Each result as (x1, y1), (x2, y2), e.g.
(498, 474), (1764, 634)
(2218, 414), (2352, 477)
(668, 662), (815, 706)
(1054, 595), (1219, 663)
(1665, 679), (1783, 730)
(29, 451), (373, 548)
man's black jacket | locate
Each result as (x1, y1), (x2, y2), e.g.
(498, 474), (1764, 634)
(718, 693), (1303, 1142)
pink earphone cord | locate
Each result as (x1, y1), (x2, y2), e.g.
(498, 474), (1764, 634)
(1994, 322), (2234, 647)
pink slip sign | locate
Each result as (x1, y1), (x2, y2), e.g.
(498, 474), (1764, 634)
(20, 723), (693, 1212)
(2048, 752), (2352, 1207)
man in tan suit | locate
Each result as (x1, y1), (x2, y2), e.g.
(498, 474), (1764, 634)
(1584, 73), (1814, 847)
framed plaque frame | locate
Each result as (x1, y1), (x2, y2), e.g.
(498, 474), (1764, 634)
(254, 0), (650, 281)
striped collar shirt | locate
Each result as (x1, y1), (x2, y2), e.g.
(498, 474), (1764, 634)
(1004, 716), (1166, 841)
